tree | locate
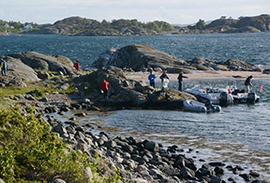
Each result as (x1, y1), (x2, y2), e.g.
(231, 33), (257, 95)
(195, 19), (206, 30)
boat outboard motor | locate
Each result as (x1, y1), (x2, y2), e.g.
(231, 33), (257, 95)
(247, 93), (256, 103)
(219, 92), (229, 107)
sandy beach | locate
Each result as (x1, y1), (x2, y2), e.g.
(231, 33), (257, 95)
(125, 70), (270, 81)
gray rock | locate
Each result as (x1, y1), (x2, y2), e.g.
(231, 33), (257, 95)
(37, 71), (50, 79)
(74, 112), (86, 117)
(84, 167), (93, 181)
(52, 123), (68, 138)
(144, 140), (159, 152)
(214, 167), (224, 175)
(179, 167), (195, 179)
(103, 140), (117, 149)
(240, 173), (252, 181)
(8, 51), (75, 75)
(0, 178), (5, 183)
(48, 179), (66, 183)
(92, 45), (187, 72)
(210, 176), (224, 183)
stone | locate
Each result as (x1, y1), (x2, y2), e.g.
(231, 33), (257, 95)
(209, 162), (226, 167)
(214, 167), (224, 175)
(51, 123), (68, 138)
(37, 71), (50, 79)
(103, 140), (117, 149)
(210, 176), (223, 183)
(144, 140), (159, 152)
(179, 167), (195, 179)
(74, 112), (86, 117)
(48, 179), (66, 183)
(240, 173), (252, 181)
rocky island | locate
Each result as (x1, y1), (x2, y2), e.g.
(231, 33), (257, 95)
(0, 46), (270, 183)
(1, 14), (270, 36)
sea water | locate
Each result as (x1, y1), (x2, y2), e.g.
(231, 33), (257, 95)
(0, 33), (270, 68)
(1, 33), (270, 180)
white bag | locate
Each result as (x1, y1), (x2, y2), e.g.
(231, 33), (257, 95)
(163, 78), (169, 88)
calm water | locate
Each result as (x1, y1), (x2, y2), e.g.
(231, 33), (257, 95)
(1, 33), (270, 68)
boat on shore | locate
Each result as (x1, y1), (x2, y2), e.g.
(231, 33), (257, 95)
(183, 100), (221, 113)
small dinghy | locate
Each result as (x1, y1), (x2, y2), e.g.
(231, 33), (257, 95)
(185, 85), (234, 107)
(183, 100), (221, 113)
(231, 89), (260, 104)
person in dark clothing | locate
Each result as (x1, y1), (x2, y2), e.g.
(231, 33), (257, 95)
(160, 70), (169, 88)
(0, 59), (8, 76)
(177, 71), (188, 91)
(244, 75), (253, 93)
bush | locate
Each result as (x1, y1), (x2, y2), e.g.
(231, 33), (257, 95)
(26, 89), (43, 97)
(0, 107), (90, 182)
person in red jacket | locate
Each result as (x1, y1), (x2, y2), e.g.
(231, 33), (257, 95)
(100, 79), (109, 99)
(73, 59), (80, 72)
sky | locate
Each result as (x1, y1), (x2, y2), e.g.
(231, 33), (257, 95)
(0, 0), (269, 25)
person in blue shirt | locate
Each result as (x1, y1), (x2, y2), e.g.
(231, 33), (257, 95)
(148, 70), (156, 88)
(0, 59), (8, 76)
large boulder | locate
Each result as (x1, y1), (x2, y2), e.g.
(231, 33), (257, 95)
(2, 56), (39, 82)
(7, 51), (75, 75)
(92, 45), (187, 72)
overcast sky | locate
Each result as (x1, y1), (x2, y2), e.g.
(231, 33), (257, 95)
(0, 0), (269, 24)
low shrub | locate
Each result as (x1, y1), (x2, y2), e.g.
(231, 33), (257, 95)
(0, 107), (121, 183)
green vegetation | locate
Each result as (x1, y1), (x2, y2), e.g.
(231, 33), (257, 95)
(0, 107), (89, 182)
(0, 19), (39, 33)
(0, 107), (121, 182)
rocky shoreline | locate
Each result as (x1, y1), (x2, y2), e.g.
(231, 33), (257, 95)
(3, 91), (267, 183)
(1, 48), (270, 182)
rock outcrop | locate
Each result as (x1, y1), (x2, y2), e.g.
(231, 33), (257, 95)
(7, 52), (74, 75)
(92, 45), (261, 73)
(0, 52), (76, 87)
(92, 44), (187, 72)
(223, 59), (258, 71)
(74, 66), (196, 108)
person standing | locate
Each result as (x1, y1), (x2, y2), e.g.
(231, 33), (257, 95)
(0, 59), (8, 76)
(73, 59), (80, 72)
(244, 75), (253, 93)
(100, 79), (109, 99)
(148, 70), (156, 88)
(160, 70), (169, 88)
(177, 71), (188, 91)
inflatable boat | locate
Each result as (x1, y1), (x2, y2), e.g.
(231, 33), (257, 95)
(185, 85), (234, 107)
(183, 100), (221, 113)
(231, 89), (260, 104)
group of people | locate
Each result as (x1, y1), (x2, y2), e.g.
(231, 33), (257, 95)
(0, 59), (8, 76)
(148, 70), (188, 91)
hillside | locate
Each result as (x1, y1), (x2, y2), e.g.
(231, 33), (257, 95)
(25, 17), (175, 36)
(186, 14), (270, 34)
(1, 14), (270, 36)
